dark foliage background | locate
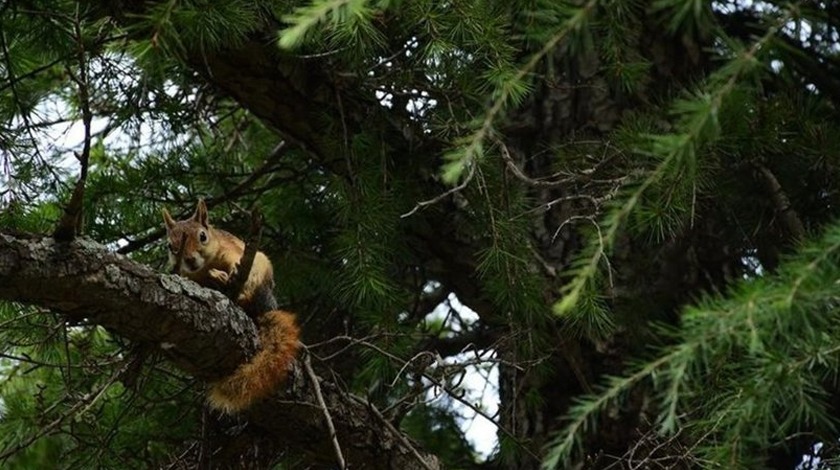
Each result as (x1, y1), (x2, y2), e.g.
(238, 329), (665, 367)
(2, 0), (840, 468)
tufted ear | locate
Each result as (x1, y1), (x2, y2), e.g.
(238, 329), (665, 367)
(162, 208), (177, 231)
(193, 199), (209, 227)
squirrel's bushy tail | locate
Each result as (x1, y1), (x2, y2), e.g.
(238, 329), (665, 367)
(207, 310), (300, 413)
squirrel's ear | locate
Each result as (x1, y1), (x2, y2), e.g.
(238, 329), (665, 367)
(162, 208), (176, 231)
(194, 199), (209, 227)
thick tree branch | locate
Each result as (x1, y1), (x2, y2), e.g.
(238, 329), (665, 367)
(0, 232), (440, 469)
(0, 232), (259, 379)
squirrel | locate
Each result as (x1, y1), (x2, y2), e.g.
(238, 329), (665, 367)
(162, 199), (300, 413)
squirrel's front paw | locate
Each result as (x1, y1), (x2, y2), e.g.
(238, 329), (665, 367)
(209, 268), (230, 284)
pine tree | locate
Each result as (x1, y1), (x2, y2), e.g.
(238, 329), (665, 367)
(2, 0), (840, 468)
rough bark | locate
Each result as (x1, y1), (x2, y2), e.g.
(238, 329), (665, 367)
(0, 232), (440, 470)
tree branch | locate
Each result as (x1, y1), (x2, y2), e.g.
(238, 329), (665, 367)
(0, 232), (440, 469)
(752, 162), (806, 242)
(225, 207), (262, 300)
(53, 7), (94, 241)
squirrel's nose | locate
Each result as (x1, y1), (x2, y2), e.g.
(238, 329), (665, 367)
(184, 256), (199, 270)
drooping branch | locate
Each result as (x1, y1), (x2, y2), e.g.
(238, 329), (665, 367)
(0, 232), (440, 469)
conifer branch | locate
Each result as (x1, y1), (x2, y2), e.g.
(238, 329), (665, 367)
(496, 138), (574, 188)
(543, 347), (693, 469)
(0, 8), (67, 193)
(546, 211), (840, 468)
(310, 334), (541, 462)
(278, 0), (370, 50)
(554, 5), (800, 322)
(440, 0), (598, 184)
(6, 1), (837, 467)
(0, 358), (131, 464)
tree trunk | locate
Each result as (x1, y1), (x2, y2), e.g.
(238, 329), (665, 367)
(490, 22), (717, 468)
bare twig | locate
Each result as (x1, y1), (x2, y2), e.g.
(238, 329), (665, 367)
(164, 442), (200, 470)
(117, 141), (288, 254)
(401, 162), (476, 218)
(497, 138), (573, 188)
(348, 394), (437, 470)
(310, 335), (541, 462)
(0, 32), (128, 95)
(0, 352), (119, 370)
(54, 7), (93, 241)
(389, 351), (438, 388)
(302, 349), (346, 470)
(551, 214), (594, 244)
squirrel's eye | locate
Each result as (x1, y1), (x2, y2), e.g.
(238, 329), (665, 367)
(169, 243), (178, 253)
(199, 230), (208, 244)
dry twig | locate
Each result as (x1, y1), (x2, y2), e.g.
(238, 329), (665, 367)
(302, 349), (346, 470)
(401, 162), (476, 218)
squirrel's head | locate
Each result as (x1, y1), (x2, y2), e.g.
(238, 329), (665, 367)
(162, 199), (217, 274)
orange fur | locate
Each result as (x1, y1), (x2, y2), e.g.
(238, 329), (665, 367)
(207, 310), (300, 413)
(162, 201), (274, 308)
(163, 200), (300, 413)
